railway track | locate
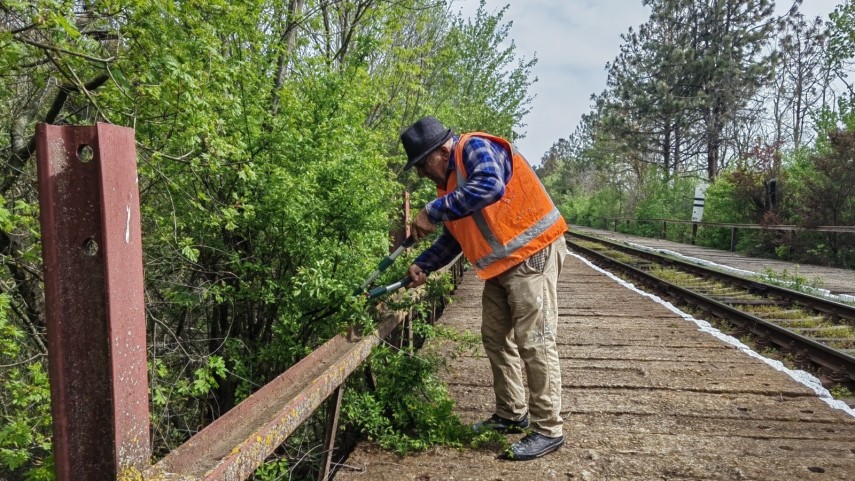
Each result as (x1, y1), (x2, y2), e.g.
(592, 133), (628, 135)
(565, 230), (855, 390)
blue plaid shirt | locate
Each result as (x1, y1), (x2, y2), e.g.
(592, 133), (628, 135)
(414, 135), (512, 273)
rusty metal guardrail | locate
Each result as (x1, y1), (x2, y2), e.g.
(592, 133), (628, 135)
(146, 311), (415, 480)
(600, 217), (855, 251)
(35, 123), (466, 481)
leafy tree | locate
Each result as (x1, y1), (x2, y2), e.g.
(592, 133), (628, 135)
(771, 13), (828, 152)
(790, 128), (855, 261)
(1, 0), (538, 478)
(602, 7), (699, 179)
(825, 1), (855, 101)
(426, 0), (537, 140)
(647, 0), (782, 179)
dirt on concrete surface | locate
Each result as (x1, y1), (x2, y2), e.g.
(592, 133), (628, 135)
(334, 256), (855, 481)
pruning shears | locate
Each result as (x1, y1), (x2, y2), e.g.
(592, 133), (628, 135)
(356, 235), (416, 299)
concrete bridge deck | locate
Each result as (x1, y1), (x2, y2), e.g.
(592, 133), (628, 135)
(335, 253), (855, 480)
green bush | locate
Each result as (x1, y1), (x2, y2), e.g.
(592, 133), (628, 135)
(339, 275), (493, 455)
(694, 176), (737, 249)
(561, 187), (626, 227)
(633, 174), (694, 220)
(0, 298), (53, 481)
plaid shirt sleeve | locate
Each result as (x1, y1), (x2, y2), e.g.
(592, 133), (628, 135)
(424, 136), (510, 223)
(413, 229), (461, 274)
(413, 136), (512, 273)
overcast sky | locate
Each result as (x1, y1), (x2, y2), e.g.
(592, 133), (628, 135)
(452, 0), (845, 162)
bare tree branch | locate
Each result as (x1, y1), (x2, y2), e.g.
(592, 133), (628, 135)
(1, 73), (108, 195)
(12, 35), (115, 63)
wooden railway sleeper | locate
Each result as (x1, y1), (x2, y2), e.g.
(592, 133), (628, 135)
(767, 316), (829, 325)
(827, 367), (850, 385)
(754, 331), (772, 349)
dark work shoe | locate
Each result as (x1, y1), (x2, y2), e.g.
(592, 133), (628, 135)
(472, 413), (530, 434)
(501, 432), (564, 461)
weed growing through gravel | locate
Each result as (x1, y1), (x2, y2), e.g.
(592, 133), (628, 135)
(647, 266), (696, 284)
(759, 346), (779, 357)
(739, 305), (812, 318)
(829, 384), (854, 400)
(604, 250), (636, 264)
(758, 267), (825, 292)
(807, 326), (855, 338)
(573, 240), (606, 251)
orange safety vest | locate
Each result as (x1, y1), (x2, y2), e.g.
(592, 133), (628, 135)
(437, 133), (568, 279)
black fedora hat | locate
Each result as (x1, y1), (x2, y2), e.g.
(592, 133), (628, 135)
(400, 116), (453, 170)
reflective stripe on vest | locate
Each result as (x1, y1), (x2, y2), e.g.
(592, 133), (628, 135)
(472, 208), (562, 270)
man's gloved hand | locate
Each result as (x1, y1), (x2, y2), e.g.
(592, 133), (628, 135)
(407, 264), (428, 288)
(410, 208), (436, 243)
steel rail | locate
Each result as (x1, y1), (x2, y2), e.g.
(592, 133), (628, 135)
(565, 234), (855, 386)
(568, 230), (855, 322)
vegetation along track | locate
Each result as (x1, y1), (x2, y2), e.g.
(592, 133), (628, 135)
(565, 231), (855, 392)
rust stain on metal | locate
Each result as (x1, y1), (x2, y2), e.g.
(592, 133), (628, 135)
(36, 123), (150, 480)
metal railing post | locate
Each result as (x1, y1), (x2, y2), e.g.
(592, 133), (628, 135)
(36, 123), (150, 480)
(318, 386), (345, 481)
(391, 191), (411, 254)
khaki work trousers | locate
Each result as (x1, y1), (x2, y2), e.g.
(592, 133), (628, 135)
(481, 237), (567, 437)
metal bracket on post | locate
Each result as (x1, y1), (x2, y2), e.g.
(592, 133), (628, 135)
(36, 123), (150, 480)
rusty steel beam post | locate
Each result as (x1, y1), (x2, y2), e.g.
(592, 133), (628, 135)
(36, 123), (150, 480)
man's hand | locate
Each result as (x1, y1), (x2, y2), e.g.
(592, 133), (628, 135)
(410, 208), (436, 243)
(408, 264), (428, 288)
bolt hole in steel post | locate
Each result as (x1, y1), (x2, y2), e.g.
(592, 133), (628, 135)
(78, 144), (94, 163)
(37, 124), (149, 480)
(82, 238), (98, 256)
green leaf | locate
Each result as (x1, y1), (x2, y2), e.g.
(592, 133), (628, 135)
(50, 13), (81, 40)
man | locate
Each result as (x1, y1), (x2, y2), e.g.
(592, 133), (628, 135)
(400, 116), (568, 461)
